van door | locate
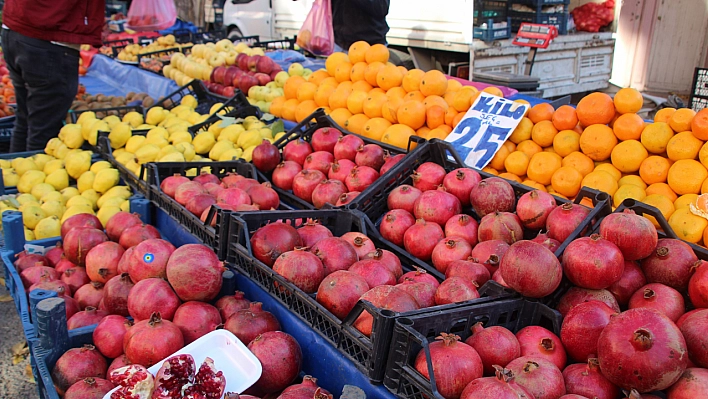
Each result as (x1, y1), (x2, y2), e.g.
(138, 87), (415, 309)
(223, 0), (274, 39)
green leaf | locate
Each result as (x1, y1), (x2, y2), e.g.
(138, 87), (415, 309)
(261, 113), (275, 122)
(270, 120), (285, 135)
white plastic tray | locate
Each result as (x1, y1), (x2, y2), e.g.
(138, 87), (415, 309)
(104, 329), (262, 398)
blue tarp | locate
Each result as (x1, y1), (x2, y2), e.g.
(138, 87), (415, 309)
(80, 55), (180, 100)
(266, 50), (327, 73)
(158, 19), (199, 35)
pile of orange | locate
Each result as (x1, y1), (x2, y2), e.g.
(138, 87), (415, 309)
(268, 41), (507, 149)
(482, 87), (708, 245)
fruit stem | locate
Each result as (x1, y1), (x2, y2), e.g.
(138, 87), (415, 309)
(540, 338), (555, 352)
(631, 328), (654, 351)
(523, 361), (539, 373)
(436, 332), (461, 346)
(470, 322), (484, 335)
(643, 288), (656, 300)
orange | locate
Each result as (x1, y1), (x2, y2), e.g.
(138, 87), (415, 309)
(654, 108), (676, 123)
(498, 172), (522, 183)
(666, 131), (703, 161)
(641, 194), (675, 228)
(668, 159), (708, 195)
(452, 87), (478, 112)
(613, 184), (646, 207)
(295, 100), (318, 122)
(281, 98), (299, 122)
(639, 156), (671, 184)
(668, 108), (696, 132)
(325, 52), (350, 76)
(404, 91), (426, 103)
(381, 124), (417, 150)
(350, 62), (368, 82)
(551, 166), (583, 197)
(422, 127), (450, 141)
(576, 92), (616, 126)
(362, 92), (388, 119)
(551, 105), (579, 131)
(612, 113), (645, 141)
(365, 44), (389, 64)
(641, 122), (674, 154)
(703, 179), (708, 195)
(594, 163), (622, 181)
(426, 105), (446, 129)
(320, 77), (338, 88)
(613, 88), (643, 114)
(579, 124), (618, 161)
(446, 80), (463, 92)
(307, 70), (330, 85)
(416, 126), (431, 137)
(452, 112), (465, 128)
(352, 80), (374, 93)
(346, 90), (368, 115)
(296, 81), (318, 102)
(386, 87), (407, 100)
(522, 180), (547, 192)
(646, 183), (678, 202)
(517, 140), (543, 159)
(581, 170), (619, 196)
(344, 114), (370, 135)
(423, 95), (448, 111)
(562, 151), (595, 177)
(482, 167), (499, 176)
(334, 62), (353, 83)
(699, 142), (708, 170)
(269, 96), (285, 118)
(530, 120), (558, 147)
(675, 194), (699, 210)
(368, 87), (386, 96)
(397, 101), (427, 130)
(382, 97), (404, 124)
(364, 62), (385, 87)
(509, 117), (533, 144)
(362, 118), (392, 141)
(338, 81), (354, 92)
(544, 147), (557, 154)
(419, 70), (448, 97)
(402, 69), (425, 93)
(314, 84), (336, 107)
(398, 66), (408, 76)
(503, 140), (516, 153)
(504, 151), (530, 176)
(444, 108), (459, 127)
(691, 109), (708, 140)
(618, 175), (647, 190)
(437, 124), (453, 134)
(526, 152), (562, 185)
(669, 208), (707, 244)
(528, 103), (555, 124)
(329, 87), (352, 110)
(489, 144), (512, 171)
(348, 41), (370, 64)
(482, 86), (504, 97)
(376, 64), (404, 91)
(284, 75), (306, 100)
(329, 108), (353, 127)
(553, 130), (580, 157)
(443, 91), (457, 107)
(610, 139), (648, 173)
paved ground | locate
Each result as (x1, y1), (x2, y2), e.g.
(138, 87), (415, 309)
(0, 280), (37, 398)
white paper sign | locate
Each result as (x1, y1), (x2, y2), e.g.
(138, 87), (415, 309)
(445, 92), (530, 169)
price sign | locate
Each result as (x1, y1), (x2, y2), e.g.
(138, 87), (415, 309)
(445, 92), (529, 169)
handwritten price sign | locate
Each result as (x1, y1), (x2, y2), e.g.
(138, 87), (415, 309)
(445, 92), (530, 169)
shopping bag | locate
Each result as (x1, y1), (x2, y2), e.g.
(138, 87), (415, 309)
(126, 0), (178, 32)
(296, 0), (335, 56)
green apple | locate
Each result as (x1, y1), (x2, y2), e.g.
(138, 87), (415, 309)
(275, 71), (290, 87)
(265, 90), (280, 102)
(265, 82), (278, 90)
(256, 101), (269, 114)
(288, 63), (304, 76)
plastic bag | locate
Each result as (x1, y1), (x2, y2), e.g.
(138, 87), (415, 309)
(126, 0), (178, 32)
(296, 0), (335, 56)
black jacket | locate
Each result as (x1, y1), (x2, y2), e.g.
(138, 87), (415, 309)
(331, 0), (390, 49)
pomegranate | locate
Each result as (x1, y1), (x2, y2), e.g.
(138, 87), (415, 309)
(598, 308), (688, 392)
(251, 222), (303, 267)
(380, 153), (406, 176)
(51, 344), (107, 395)
(293, 169), (327, 203)
(404, 219), (445, 261)
(608, 261), (647, 305)
(65, 227), (108, 266)
(641, 238), (698, 292)
(399, 267), (440, 289)
(224, 301), (280, 345)
(303, 151), (334, 175)
(13, 252), (48, 273)
(334, 134), (364, 161)
(107, 355), (130, 376)
(29, 279), (70, 295)
(411, 162), (446, 192)
(279, 375), (331, 399)
(336, 191), (360, 206)
(444, 214), (479, 247)
(185, 357), (227, 398)
(599, 209), (658, 261)
(317, 270), (370, 319)
(216, 187), (252, 208)
(119, 224), (161, 249)
(387, 184), (422, 214)
(193, 172), (220, 186)
(252, 140), (281, 172)
(666, 368), (708, 399)
(311, 237), (358, 275)
(204, 182), (225, 198)
(531, 232), (561, 252)
(471, 240), (510, 275)
(561, 234), (625, 289)
(297, 221), (333, 248)
(175, 182), (208, 205)
(563, 358), (619, 399)
(21, 265), (58, 289)
(345, 166), (379, 192)
(507, 356), (566, 399)
(247, 183), (281, 210)
(413, 189), (462, 226)
(85, 241), (124, 284)
(557, 287), (620, 317)
(460, 366), (534, 399)
(443, 168), (481, 207)
(311, 127), (342, 152)
(64, 377), (115, 399)
(127, 278), (181, 321)
(396, 279), (436, 307)
(105, 212), (142, 242)
(61, 214), (103, 240)
(500, 240), (562, 298)
(74, 282), (104, 309)
(434, 277), (480, 305)
(379, 209), (416, 246)
(355, 144), (385, 170)
(272, 161), (302, 191)
(689, 260), (708, 308)
(283, 139), (313, 165)
(93, 315), (131, 358)
(465, 322), (520, 375)
(516, 190), (557, 229)
(561, 301), (616, 361)
(60, 267), (90, 294)
(117, 247), (133, 274)
(151, 354), (196, 399)
(128, 238), (176, 282)
(247, 331), (302, 395)
(124, 312), (185, 367)
(363, 248), (402, 278)
(679, 309), (708, 368)
(414, 333), (483, 399)
(67, 307), (109, 329)
(676, 308), (703, 329)
(341, 232), (376, 259)
(166, 244), (223, 302)
(349, 259), (397, 287)
(61, 290), (81, 320)
(493, 268), (508, 287)
(545, 203), (591, 243)
(469, 177), (516, 216)
(215, 291), (251, 321)
(328, 159), (356, 181)
(103, 273), (134, 316)
(628, 283), (685, 322)
(273, 248), (326, 293)
(186, 194), (217, 216)
(445, 259), (491, 287)
(478, 212), (524, 244)
(517, 326), (567, 370)
(172, 301), (222, 344)
(431, 237), (473, 274)
(160, 174), (190, 198)
(56, 257), (78, 274)
(311, 180), (347, 208)
(109, 364), (155, 399)
(353, 285), (419, 336)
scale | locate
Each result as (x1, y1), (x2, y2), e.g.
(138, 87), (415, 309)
(512, 23), (559, 75)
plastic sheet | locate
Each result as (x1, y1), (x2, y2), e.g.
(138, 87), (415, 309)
(266, 50), (327, 74)
(158, 19), (199, 35)
(447, 75), (519, 97)
(81, 55), (180, 99)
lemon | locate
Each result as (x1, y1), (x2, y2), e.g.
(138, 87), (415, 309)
(169, 131), (192, 145)
(22, 204), (46, 229)
(218, 125), (245, 142)
(145, 137), (169, 149)
(187, 112), (202, 125)
(43, 169), (69, 191)
(175, 142), (195, 161)
(66, 151), (92, 179)
(40, 201), (66, 218)
(81, 189), (100, 209)
(159, 152), (186, 162)
(125, 160), (141, 175)
(61, 205), (94, 224)
(241, 145), (256, 162)
(209, 140), (234, 160)
(158, 145), (178, 159)
(135, 144), (160, 164)
(0, 159), (10, 168)
(103, 115), (122, 129)
(34, 216), (61, 239)
(54, 143), (70, 159)
(125, 135), (146, 153)
(24, 228), (35, 241)
(115, 152), (135, 165)
(93, 169), (120, 193)
(108, 123), (132, 149)
(98, 188), (131, 208)
(218, 148), (243, 161)
(113, 148), (127, 158)
(43, 159), (64, 175)
(88, 120), (109, 146)
(120, 200), (130, 212)
(14, 158), (39, 176)
(274, 132), (287, 141)
(237, 129), (262, 149)
(3, 169), (19, 187)
(40, 191), (65, 205)
(77, 171), (95, 193)
(17, 170), (46, 193)
(209, 103), (224, 114)
(90, 161), (112, 174)
(259, 128), (273, 139)
(32, 154), (53, 170)
(182, 95), (198, 109)
(167, 122), (190, 135)
(147, 127), (169, 141)
(44, 137), (62, 156)
(16, 193), (38, 206)
(60, 187), (80, 202)
(58, 124), (84, 149)
(207, 123), (223, 138)
(146, 107), (167, 125)
(97, 205), (122, 226)
(123, 111), (144, 128)
(100, 196), (126, 209)
(76, 110), (96, 126)
(136, 124), (156, 130)
(193, 132), (216, 154)
(67, 194), (93, 209)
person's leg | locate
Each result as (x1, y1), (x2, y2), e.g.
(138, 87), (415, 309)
(2, 29), (30, 153)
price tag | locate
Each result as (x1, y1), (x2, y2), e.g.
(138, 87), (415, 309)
(24, 244), (48, 255)
(445, 92), (529, 169)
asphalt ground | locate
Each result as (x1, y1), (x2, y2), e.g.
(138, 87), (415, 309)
(0, 279), (37, 398)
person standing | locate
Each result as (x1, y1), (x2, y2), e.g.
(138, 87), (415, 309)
(331, 0), (390, 50)
(2, 0), (105, 152)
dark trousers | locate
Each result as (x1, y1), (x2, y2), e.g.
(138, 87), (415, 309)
(2, 29), (79, 152)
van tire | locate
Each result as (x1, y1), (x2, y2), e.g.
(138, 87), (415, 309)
(228, 27), (243, 40)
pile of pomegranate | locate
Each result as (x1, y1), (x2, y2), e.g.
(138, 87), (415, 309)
(251, 126), (406, 208)
(159, 169), (281, 224)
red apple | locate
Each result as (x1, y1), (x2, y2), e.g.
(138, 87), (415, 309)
(212, 66), (227, 84)
(237, 54), (250, 71)
(239, 75), (258, 94)
(248, 55), (261, 72)
(214, 83), (225, 95)
(222, 86), (235, 98)
(224, 67), (239, 85)
(254, 73), (271, 86)
(255, 56), (274, 74)
(232, 75), (242, 87)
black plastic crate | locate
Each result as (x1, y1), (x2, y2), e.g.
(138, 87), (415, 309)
(383, 299), (562, 399)
(474, 0), (508, 24)
(68, 105), (144, 124)
(509, 9), (569, 34)
(150, 79), (252, 117)
(186, 103), (263, 136)
(225, 208), (515, 382)
(511, 0), (569, 6)
(474, 18), (512, 42)
(689, 67), (708, 112)
(137, 46), (192, 75)
(190, 29), (232, 44)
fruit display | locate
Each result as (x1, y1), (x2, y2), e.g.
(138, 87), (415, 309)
(68, 92), (156, 121)
(186, 114), (280, 163)
(0, 73), (16, 104)
(115, 34), (192, 62)
(268, 41), (506, 149)
(206, 54), (284, 111)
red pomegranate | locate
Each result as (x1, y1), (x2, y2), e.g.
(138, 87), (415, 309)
(353, 286), (419, 336)
(64, 228), (108, 266)
(172, 301), (222, 344)
(128, 238), (176, 283)
(29, 279), (70, 295)
(119, 224), (161, 249)
(21, 265), (58, 289)
(334, 134), (364, 161)
(387, 184), (422, 214)
(460, 367), (534, 399)
(608, 261), (647, 305)
(328, 159), (356, 182)
(434, 277), (480, 305)
(252, 140), (281, 173)
(251, 222), (303, 267)
(279, 375), (331, 399)
(166, 244), (223, 302)
(341, 232), (376, 259)
(431, 237), (473, 274)
(193, 172), (220, 186)
(465, 323), (520, 375)
(93, 315), (132, 358)
(224, 302), (280, 345)
(185, 194), (217, 216)
(689, 260), (708, 308)
(506, 356), (566, 399)
(150, 354), (196, 399)
(45, 244), (63, 267)
(105, 212), (142, 242)
(74, 282), (104, 309)
(478, 212), (524, 244)
(345, 166), (379, 192)
(160, 174), (190, 198)
(216, 187), (252, 208)
(628, 283), (685, 322)
(678, 309), (708, 368)
(414, 333), (483, 399)
(443, 168), (481, 207)
(273, 248), (326, 293)
(444, 214), (479, 247)
(85, 241), (124, 284)
(282, 139), (313, 165)
(413, 189), (462, 227)
(247, 333), (302, 396)
(13, 252), (48, 273)
(316, 270), (370, 319)
(355, 144), (385, 171)
(67, 307), (109, 330)
(404, 219), (445, 261)
(64, 377), (115, 399)
(107, 355), (130, 376)
(545, 203), (591, 243)
(103, 273), (134, 317)
(127, 278), (181, 321)
(311, 180), (347, 208)
(215, 291), (250, 321)
(445, 259), (491, 287)
(297, 221), (333, 248)
(676, 308), (703, 329)
(500, 240), (562, 298)
(61, 214), (103, 240)
(666, 368), (708, 399)
(336, 191), (360, 206)
(561, 301), (616, 362)
(349, 259), (396, 287)
(311, 127), (342, 152)
(310, 237), (358, 275)
(272, 161), (303, 191)
(516, 190), (557, 229)
(396, 279), (436, 308)
(116, 247), (133, 275)
(557, 287), (620, 317)
(599, 210), (658, 261)
(640, 238), (698, 292)
(469, 177), (516, 217)
(379, 209), (416, 246)
(124, 312), (185, 367)
(51, 344), (107, 395)
(516, 326), (567, 370)
(411, 162), (446, 192)
(363, 248), (402, 278)
(562, 358), (619, 399)
(60, 267), (89, 294)
(55, 257), (77, 274)
(293, 169), (327, 203)
(380, 153), (406, 176)
(471, 240), (510, 275)
(303, 151), (334, 175)
(60, 290), (80, 320)
(175, 182), (208, 205)
(109, 364), (155, 398)
(398, 267), (440, 289)
(531, 232), (561, 252)
(561, 234), (625, 289)
(203, 182), (224, 198)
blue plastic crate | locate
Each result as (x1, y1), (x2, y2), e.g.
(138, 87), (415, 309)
(474, 18), (512, 41)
